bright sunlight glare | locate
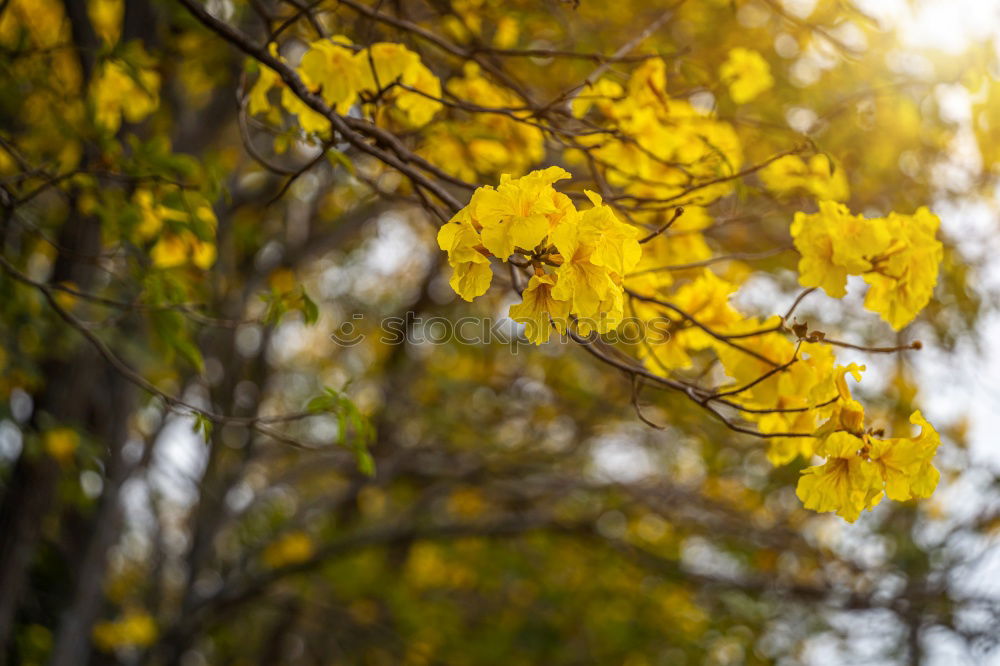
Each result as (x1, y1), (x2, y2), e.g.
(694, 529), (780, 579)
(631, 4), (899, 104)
(855, 0), (1000, 54)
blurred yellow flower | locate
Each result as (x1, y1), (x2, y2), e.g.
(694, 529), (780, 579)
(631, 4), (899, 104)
(44, 428), (78, 465)
(92, 610), (157, 651)
(261, 531), (315, 569)
(719, 47), (774, 104)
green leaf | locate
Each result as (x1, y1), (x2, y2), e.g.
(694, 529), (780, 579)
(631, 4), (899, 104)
(192, 413), (213, 443)
(301, 290), (319, 325)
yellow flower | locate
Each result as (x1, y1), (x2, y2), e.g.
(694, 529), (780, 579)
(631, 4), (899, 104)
(550, 215), (619, 330)
(792, 203), (941, 328)
(89, 0), (122, 44)
(509, 274), (571, 344)
(475, 166), (571, 259)
(358, 42), (442, 127)
(759, 154), (850, 202)
(247, 44), (285, 119)
(796, 432), (884, 522)
(91, 56), (159, 132)
(262, 531), (315, 568)
(44, 427), (78, 465)
(492, 15), (519, 49)
(722, 339), (837, 465)
(281, 86), (330, 134)
(93, 610), (157, 651)
(299, 36), (362, 113)
(862, 208), (943, 330)
(576, 191), (641, 276)
(437, 205), (493, 301)
(672, 270), (743, 351)
(869, 410), (941, 501)
(150, 232), (216, 270)
(247, 64), (279, 116)
(719, 48), (774, 104)
(571, 78), (625, 118)
(420, 62), (543, 180)
(796, 373), (942, 522)
(791, 201), (892, 298)
(133, 190), (164, 240)
(577, 57), (743, 206)
(625, 58), (669, 110)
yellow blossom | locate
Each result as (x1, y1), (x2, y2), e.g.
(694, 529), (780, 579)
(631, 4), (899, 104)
(796, 365), (942, 522)
(576, 191), (641, 276)
(247, 64), (279, 116)
(91, 55), (159, 132)
(247, 44), (285, 119)
(492, 16), (519, 49)
(869, 410), (941, 501)
(44, 427), (78, 465)
(261, 531), (315, 568)
(420, 62), (544, 180)
(862, 208), (943, 330)
(760, 154), (850, 202)
(437, 205), (493, 301)
(150, 232), (216, 270)
(550, 213), (622, 331)
(475, 166), (571, 259)
(791, 201), (892, 298)
(358, 42), (442, 127)
(281, 85), (330, 134)
(509, 274), (571, 344)
(796, 431), (884, 522)
(299, 36), (363, 113)
(92, 611), (157, 651)
(719, 48), (774, 104)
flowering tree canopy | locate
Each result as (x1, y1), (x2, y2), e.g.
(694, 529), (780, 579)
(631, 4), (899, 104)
(1, 0), (1000, 664)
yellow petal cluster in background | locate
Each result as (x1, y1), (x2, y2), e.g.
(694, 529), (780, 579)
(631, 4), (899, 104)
(571, 58), (742, 206)
(90, 49), (160, 133)
(43, 427), (79, 466)
(719, 334), (838, 466)
(719, 47), (774, 104)
(791, 202), (942, 329)
(760, 154), (850, 202)
(420, 63), (545, 181)
(134, 189), (218, 271)
(438, 168), (640, 341)
(247, 37), (442, 133)
(796, 368), (940, 522)
(261, 530), (316, 568)
(92, 610), (157, 652)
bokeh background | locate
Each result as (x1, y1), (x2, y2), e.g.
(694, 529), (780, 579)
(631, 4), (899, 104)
(2, 0), (1000, 664)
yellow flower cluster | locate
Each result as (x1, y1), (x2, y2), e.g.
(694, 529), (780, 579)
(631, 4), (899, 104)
(796, 366), (940, 522)
(718, 330), (840, 466)
(571, 58), (742, 206)
(624, 263), (943, 497)
(420, 63), (545, 181)
(44, 427), (79, 465)
(249, 38), (442, 132)
(626, 261), (841, 468)
(90, 50), (160, 133)
(438, 167), (641, 342)
(760, 154), (850, 202)
(791, 201), (943, 329)
(719, 47), (774, 104)
(92, 610), (157, 652)
(133, 190), (217, 271)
